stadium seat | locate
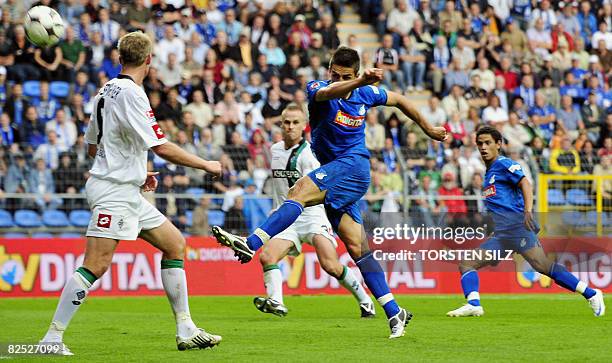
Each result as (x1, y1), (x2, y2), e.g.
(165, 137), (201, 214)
(585, 211), (599, 226)
(14, 210), (42, 228)
(32, 232), (54, 238)
(566, 189), (592, 206)
(0, 210), (14, 228)
(23, 80), (41, 98)
(3, 232), (27, 238)
(185, 210), (193, 227)
(561, 211), (586, 228)
(547, 189), (565, 205)
(49, 81), (70, 98)
(59, 232), (82, 238)
(186, 187), (205, 201)
(208, 210), (225, 226)
(69, 210), (91, 227)
(42, 210), (70, 227)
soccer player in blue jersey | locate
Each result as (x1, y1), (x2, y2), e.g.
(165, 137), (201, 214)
(212, 46), (447, 338)
(446, 126), (605, 317)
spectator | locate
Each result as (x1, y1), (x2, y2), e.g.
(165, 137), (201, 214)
(529, 92), (559, 143)
(375, 34), (404, 91)
(430, 35), (450, 95)
(482, 94), (509, 125)
(444, 57), (470, 93)
(470, 58), (496, 93)
(503, 112), (532, 148)
(192, 197), (211, 236)
(93, 8), (120, 47)
(288, 15), (312, 49)
(558, 95), (584, 141)
(382, 138), (399, 172)
(224, 195), (247, 235)
(501, 17), (528, 55)
(158, 53), (182, 88)
(317, 13), (340, 51)
(29, 158), (61, 211)
(385, 114), (403, 146)
(442, 85), (469, 119)
(404, 131), (427, 169)
(9, 25), (39, 82)
(592, 155), (611, 207)
(365, 109), (385, 151)
(102, 48), (121, 79)
(19, 106), (46, 149)
(577, 1), (598, 48)
(527, 18), (552, 58)
(45, 109), (77, 149)
(419, 96), (446, 127)
(444, 112), (467, 144)
(260, 36), (286, 67)
(439, 0), (463, 33)
(550, 136), (580, 175)
(552, 42), (573, 71)
(438, 172), (467, 227)
(558, 1), (581, 37)
(580, 139), (599, 174)
(529, 0), (557, 30)
(307, 33), (330, 65)
(387, 0), (420, 46)
(418, 156), (441, 190)
(581, 91), (605, 143)
(184, 90), (214, 129)
(464, 75), (488, 109)
(127, 0), (151, 31)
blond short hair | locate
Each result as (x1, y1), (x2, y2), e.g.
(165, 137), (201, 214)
(281, 103), (306, 121)
(118, 32), (152, 67)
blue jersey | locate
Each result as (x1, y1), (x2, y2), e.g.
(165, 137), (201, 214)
(482, 156), (526, 233)
(306, 80), (388, 164)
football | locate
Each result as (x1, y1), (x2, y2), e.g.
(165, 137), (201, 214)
(24, 6), (65, 47)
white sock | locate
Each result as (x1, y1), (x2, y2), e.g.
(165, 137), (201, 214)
(263, 266), (283, 304)
(161, 266), (198, 339)
(43, 271), (92, 342)
(338, 266), (372, 305)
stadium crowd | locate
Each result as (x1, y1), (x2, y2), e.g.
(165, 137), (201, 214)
(0, 0), (609, 233)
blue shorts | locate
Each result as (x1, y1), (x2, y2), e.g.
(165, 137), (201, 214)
(307, 155), (370, 231)
(479, 230), (541, 254)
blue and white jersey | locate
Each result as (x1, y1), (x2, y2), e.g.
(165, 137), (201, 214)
(306, 80), (387, 164)
(482, 156), (526, 233)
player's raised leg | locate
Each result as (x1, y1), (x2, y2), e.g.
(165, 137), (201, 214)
(446, 251), (493, 317)
(41, 237), (118, 355)
(139, 220), (222, 349)
(212, 176), (325, 263)
(312, 234), (375, 318)
(254, 238), (294, 316)
(522, 246), (605, 317)
(336, 214), (410, 338)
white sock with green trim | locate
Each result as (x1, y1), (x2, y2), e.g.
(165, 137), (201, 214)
(338, 266), (372, 305)
(263, 265), (283, 304)
(42, 267), (96, 342)
(161, 259), (198, 339)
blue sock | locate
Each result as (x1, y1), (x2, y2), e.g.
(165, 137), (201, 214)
(549, 263), (596, 299)
(461, 270), (481, 306)
(355, 252), (400, 318)
(246, 200), (304, 251)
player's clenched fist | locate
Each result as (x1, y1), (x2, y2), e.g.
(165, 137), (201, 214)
(427, 126), (448, 142)
(142, 171), (160, 192)
(204, 160), (222, 178)
(360, 68), (384, 85)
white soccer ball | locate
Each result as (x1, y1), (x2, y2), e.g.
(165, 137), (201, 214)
(24, 6), (65, 47)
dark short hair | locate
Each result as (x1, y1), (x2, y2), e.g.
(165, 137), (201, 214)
(476, 125), (502, 143)
(329, 46), (360, 74)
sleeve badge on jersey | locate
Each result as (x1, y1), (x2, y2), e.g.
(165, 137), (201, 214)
(309, 81), (320, 90)
(97, 213), (112, 228)
(146, 110), (156, 119)
(152, 124), (165, 139)
(508, 164), (521, 173)
(368, 85), (380, 94)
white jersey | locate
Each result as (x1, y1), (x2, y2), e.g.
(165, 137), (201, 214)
(85, 75), (167, 186)
(270, 140), (325, 219)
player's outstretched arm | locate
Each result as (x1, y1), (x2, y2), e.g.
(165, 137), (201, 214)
(385, 91), (447, 141)
(315, 68), (384, 101)
(152, 141), (222, 177)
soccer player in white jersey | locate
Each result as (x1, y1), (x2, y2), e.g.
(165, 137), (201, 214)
(40, 32), (223, 355)
(254, 104), (376, 318)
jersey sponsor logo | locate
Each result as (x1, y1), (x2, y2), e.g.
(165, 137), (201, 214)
(272, 169), (301, 179)
(508, 164), (521, 173)
(482, 185), (496, 198)
(97, 214), (112, 228)
(334, 110), (365, 128)
(152, 124), (165, 139)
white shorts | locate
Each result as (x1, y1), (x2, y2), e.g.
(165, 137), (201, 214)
(85, 176), (167, 240)
(274, 214), (336, 257)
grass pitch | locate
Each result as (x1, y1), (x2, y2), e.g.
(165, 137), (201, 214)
(0, 294), (609, 362)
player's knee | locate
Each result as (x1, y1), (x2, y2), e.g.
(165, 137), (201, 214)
(528, 259), (551, 275)
(163, 236), (186, 260)
(259, 249), (277, 266)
